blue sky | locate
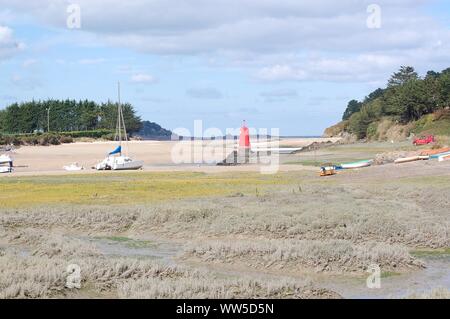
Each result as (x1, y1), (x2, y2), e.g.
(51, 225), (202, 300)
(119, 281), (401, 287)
(0, 1), (449, 135)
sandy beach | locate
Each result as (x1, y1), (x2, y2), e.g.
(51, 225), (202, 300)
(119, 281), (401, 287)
(2, 137), (340, 176)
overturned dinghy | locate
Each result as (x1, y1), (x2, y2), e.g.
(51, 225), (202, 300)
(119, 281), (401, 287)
(63, 163), (84, 171)
(339, 159), (373, 169)
(394, 156), (425, 164)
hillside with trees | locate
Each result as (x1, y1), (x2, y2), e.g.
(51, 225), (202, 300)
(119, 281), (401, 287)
(0, 99), (172, 145)
(0, 100), (142, 134)
(324, 66), (450, 141)
(137, 121), (172, 140)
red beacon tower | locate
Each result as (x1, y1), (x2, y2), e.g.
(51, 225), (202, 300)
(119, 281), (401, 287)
(239, 120), (251, 149)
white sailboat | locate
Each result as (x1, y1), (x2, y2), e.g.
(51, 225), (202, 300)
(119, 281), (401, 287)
(95, 83), (144, 171)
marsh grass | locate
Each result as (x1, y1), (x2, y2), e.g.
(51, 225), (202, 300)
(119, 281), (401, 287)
(1, 162), (449, 298)
(405, 288), (450, 299)
(184, 239), (423, 273)
(381, 271), (401, 278)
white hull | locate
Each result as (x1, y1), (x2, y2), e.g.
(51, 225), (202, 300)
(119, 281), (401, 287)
(0, 155), (12, 164)
(0, 166), (12, 173)
(96, 156), (143, 171)
(112, 160), (144, 170)
(394, 156), (421, 164)
(341, 160), (372, 169)
(63, 163), (84, 171)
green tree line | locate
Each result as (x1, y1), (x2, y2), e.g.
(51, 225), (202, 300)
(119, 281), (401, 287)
(343, 66), (450, 139)
(0, 99), (142, 134)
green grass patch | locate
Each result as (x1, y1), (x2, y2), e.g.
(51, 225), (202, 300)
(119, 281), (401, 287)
(412, 115), (450, 136)
(102, 236), (155, 248)
(381, 271), (401, 278)
(0, 171), (298, 208)
(410, 248), (450, 258)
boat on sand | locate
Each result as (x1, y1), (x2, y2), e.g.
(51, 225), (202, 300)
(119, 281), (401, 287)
(420, 148), (450, 156)
(95, 83), (143, 171)
(63, 163), (84, 171)
(394, 156), (428, 164)
(438, 154), (450, 162)
(430, 151), (450, 159)
(340, 159), (373, 169)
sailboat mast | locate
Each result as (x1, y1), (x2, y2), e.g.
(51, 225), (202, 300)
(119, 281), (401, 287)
(117, 82), (122, 150)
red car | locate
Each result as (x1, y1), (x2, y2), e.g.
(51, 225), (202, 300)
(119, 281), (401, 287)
(413, 135), (435, 145)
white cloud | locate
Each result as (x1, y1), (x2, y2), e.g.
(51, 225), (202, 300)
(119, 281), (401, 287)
(260, 88), (298, 103)
(258, 65), (307, 81)
(11, 74), (42, 90)
(130, 73), (156, 83)
(78, 58), (106, 65)
(0, 25), (24, 60)
(256, 53), (406, 82)
(187, 87), (223, 99)
(22, 58), (38, 68)
(0, 1), (449, 83)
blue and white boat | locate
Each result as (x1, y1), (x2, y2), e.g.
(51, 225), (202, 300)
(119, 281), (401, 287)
(96, 83), (144, 171)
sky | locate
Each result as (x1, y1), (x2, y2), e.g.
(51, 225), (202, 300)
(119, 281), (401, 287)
(0, 0), (449, 136)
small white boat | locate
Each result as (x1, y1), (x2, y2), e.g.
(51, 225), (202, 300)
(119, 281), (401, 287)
(394, 156), (421, 164)
(394, 156), (417, 164)
(0, 154), (13, 173)
(438, 154), (450, 162)
(340, 159), (373, 169)
(95, 83), (144, 171)
(63, 163), (84, 171)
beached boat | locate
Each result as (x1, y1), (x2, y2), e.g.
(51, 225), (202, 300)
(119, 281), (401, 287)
(340, 159), (373, 169)
(438, 154), (450, 162)
(0, 154), (13, 173)
(95, 83), (143, 171)
(420, 148), (450, 156)
(63, 163), (84, 171)
(394, 156), (421, 164)
(430, 151), (450, 159)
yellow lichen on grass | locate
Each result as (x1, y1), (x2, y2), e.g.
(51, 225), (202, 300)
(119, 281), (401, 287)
(0, 171), (296, 208)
